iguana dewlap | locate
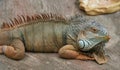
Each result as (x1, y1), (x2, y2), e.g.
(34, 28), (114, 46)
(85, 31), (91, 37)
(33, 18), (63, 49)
(0, 14), (110, 64)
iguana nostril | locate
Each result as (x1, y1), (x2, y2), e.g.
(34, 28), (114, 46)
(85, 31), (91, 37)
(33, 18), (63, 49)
(105, 35), (110, 41)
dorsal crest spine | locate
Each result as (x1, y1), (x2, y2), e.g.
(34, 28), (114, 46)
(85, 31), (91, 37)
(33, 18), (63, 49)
(2, 13), (67, 30)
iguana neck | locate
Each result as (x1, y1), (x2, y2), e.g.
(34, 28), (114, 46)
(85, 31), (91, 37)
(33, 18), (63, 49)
(66, 23), (81, 49)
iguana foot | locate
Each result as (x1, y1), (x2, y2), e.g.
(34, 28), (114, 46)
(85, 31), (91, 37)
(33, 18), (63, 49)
(59, 45), (95, 60)
(2, 39), (25, 60)
(76, 53), (95, 60)
(0, 46), (4, 54)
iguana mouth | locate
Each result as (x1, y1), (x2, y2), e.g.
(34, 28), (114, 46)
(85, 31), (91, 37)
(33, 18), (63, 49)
(78, 36), (110, 64)
(78, 35), (110, 51)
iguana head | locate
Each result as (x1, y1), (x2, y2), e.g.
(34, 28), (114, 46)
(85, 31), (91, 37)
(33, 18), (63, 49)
(78, 20), (110, 51)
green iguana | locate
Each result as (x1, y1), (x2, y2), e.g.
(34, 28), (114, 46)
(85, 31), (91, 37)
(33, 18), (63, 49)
(0, 13), (110, 64)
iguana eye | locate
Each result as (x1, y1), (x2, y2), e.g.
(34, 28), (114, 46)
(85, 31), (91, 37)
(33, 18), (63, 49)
(90, 27), (98, 33)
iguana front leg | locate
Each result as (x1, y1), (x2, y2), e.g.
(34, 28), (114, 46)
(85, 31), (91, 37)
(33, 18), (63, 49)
(0, 39), (25, 60)
(59, 45), (95, 60)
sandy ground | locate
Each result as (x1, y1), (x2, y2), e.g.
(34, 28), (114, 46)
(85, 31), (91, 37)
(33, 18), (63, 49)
(0, 0), (120, 70)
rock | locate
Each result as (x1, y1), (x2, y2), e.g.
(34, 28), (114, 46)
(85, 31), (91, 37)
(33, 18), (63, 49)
(79, 0), (120, 15)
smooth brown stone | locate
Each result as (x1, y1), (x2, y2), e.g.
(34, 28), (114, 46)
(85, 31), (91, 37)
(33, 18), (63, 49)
(79, 0), (120, 15)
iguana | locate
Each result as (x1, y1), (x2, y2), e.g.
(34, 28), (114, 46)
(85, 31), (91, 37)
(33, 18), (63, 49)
(0, 13), (110, 64)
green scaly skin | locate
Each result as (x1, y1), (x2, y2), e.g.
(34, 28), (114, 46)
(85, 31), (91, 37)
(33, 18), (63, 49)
(0, 14), (110, 64)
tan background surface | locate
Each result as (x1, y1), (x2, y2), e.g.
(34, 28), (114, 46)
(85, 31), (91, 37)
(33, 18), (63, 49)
(0, 0), (120, 70)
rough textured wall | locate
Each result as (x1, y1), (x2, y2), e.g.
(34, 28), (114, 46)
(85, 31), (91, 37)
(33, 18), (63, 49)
(0, 0), (120, 70)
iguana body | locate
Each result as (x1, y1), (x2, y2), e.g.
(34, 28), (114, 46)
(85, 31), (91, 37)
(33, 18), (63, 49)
(0, 14), (110, 64)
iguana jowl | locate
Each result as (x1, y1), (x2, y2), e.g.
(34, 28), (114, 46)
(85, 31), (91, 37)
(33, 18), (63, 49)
(0, 13), (110, 64)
